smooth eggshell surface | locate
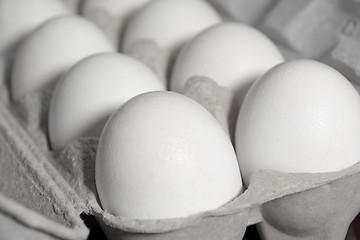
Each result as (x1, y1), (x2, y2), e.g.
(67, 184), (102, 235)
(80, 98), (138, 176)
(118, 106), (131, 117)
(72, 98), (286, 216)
(82, 0), (152, 46)
(235, 59), (360, 186)
(49, 53), (164, 150)
(0, 0), (69, 54)
(121, 0), (221, 56)
(96, 91), (243, 219)
(171, 22), (283, 102)
(11, 15), (114, 101)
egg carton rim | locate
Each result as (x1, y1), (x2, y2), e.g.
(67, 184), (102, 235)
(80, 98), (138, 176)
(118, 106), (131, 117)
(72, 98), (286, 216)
(88, 161), (360, 233)
(0, 194), (89, 240)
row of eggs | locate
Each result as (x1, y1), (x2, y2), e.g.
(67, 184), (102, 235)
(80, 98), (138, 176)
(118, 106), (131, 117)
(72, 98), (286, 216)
(2, 0), (360, 221)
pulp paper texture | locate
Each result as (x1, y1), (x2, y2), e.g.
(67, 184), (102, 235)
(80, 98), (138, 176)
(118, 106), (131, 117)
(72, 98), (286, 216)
(183, 77), (239, 143)
(126, 40), (168, 87)
(82, 6), (120, 47)
(0, 99), (89, 240)
(1, 0), (360, 239)
(1, 77), (360, 240)
(257, 171), (360, 239)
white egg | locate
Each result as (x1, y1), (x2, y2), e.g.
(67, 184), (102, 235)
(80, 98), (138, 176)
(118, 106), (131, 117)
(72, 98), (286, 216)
(49, 53), (164, 150)
(121, 0), (221, 58)
(11, 15), (114, 101)
(96, 91), (242, 219)
(236, 59), (360, 186)
(171, 22), (284, 103)
(81, 0), (152, 47)
(0, 0), (69, 54)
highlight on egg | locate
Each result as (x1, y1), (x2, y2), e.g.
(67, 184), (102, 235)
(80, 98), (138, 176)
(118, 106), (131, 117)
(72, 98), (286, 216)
(235, 59), (360, 186)
(49, 52), (165, 150)
(121, 0), (222, 59)
(11, 15), (114, 101)
(171, 22), (284, 104)
(96, 91), (243, 219)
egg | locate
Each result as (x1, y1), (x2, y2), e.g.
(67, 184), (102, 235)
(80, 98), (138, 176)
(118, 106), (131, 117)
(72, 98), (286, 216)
(0, 0), (69, 55)
(81, 0), (152, 47)
(49, 53), (164, 150)
(171, 22), (284, 103)
(96, 91), (242, 219)
(11, 15), (114, 101)
(121, 0), (221, 60)
(235, 59), (360, 186)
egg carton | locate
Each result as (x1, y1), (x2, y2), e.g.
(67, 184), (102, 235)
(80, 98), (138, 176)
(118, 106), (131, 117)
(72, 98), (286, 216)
(1, 76), (360, 240)
(1, 0), (360, 240)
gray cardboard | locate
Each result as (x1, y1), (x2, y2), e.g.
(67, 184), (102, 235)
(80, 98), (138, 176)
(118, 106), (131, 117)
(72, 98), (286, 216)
(0, 210), (58, 240)
(0, 194), (87, 240)
(125, 40), (168, 87)
(257, 168), (360, 239)
(260, 0), (347, 59)
(1, 1), (360, 239)
(81, 4), (121, 47)
(235, 162), (360, 210)
(208, 0), (277, 25)
(0, 100), (89, 239)
(12, 89), (53, 152)
(61, 0), (81, 13)
(52, 137), (100, 214)
(0, 54), (10, 104)
(96, 208), (249, 240)
(183, 76), (239, 143)
(324, 35), (360, 86)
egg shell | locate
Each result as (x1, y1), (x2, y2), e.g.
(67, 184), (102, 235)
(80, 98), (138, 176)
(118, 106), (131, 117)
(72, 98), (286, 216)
(121, 0), (221, 56)
(235, 59), (360, 186)
(0, 0), (69, 55)
(11, 15), (114, 101)
(81, 0), (151, 47)
(49, 53), (164, 150)
(170, 22), (284, 102)
(96, 91), (243, 220)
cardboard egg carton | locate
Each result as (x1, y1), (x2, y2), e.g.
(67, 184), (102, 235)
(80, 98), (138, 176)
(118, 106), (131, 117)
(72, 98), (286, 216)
(1, 79), (360, 240)
(1, 0), (360, 239)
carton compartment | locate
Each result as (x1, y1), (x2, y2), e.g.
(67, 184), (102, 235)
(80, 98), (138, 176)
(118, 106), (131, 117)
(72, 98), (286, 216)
(2, 1), (360, 239)
(0, 100), (89, 240)
(2, 75), (360, 239)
